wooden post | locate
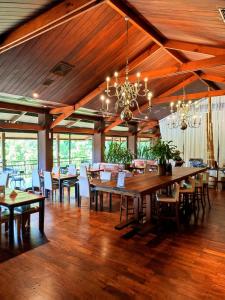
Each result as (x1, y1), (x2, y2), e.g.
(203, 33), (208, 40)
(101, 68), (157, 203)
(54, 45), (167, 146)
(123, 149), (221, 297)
(69, 133), (71, 164)
(128, 124), (138, 158)
(93, 120), (105, 163)
(56, 133), (60, 166)
(207, 96), (215, 167)
(0, 132), (5, 171)
(38, 114), (53, 171)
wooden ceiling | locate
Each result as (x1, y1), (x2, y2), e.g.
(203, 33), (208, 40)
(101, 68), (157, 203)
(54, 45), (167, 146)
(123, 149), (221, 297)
(0, 0), (225, 133)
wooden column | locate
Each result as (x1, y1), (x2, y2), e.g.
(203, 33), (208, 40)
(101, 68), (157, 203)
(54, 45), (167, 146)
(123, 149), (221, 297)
(56, 133), (60, 166)
(93, 120), (105, 163)
(38, 114), (53, 171)
(206, 96), (215, 167)
(0, 132), (6, 171)
(128, 124), (138, 157)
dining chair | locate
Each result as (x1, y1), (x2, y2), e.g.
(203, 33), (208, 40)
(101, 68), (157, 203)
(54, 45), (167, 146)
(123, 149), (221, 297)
(68, 164), (77, 175)
(179, 177), (196, 219)
(202, 172), (211, 207)
(92, 163), (100, 169)
(78, 176), (94, 208)
(119, 195), (135, 223)
(0, 172), (9, 187)
(0, 209), (21, 238)
(52, 166), (60, 174)
(195, 174), (205, 210)
(32, 169), (42, 193)
(99, 171), (113, 211)
(80, 162), (90, 169)
(156, 183), (181, 230)
(79, 165), (88, 177)
(44, 171), (59, 200)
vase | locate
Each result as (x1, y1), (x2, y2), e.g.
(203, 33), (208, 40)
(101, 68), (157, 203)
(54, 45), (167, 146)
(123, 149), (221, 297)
(158, 164), (166, 176)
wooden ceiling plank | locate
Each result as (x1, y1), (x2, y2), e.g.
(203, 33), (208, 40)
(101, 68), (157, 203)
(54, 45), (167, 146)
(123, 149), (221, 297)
(153, 89), (225, 105)
(53, 127), (96, 134)
(0, 0), (105, 54)
(50, 43), (160, 127)
(165, 40), (225, 56)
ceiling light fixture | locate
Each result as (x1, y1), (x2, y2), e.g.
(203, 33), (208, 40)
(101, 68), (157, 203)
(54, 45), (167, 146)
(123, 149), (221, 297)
(100, 16), (153, 122)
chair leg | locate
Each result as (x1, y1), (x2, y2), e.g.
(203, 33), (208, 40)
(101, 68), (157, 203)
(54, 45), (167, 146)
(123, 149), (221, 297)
(119, 196), (123, 223)
(109, 193), (112, 212)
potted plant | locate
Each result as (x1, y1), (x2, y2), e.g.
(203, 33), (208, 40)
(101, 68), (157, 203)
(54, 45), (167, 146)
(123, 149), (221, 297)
(173, 150), (184, 167)
(105, 142), (134, 169)
(150, 139), (178, 175)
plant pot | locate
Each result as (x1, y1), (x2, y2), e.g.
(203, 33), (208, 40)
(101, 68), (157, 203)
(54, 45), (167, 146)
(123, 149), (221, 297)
(158, 164), (167, 176)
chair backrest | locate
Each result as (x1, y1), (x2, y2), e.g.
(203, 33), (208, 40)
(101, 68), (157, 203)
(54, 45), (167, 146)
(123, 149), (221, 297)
(80, 165), (88, 177)
(32, 169), (41, 189)
(202, 172), (209, 184)
(173, 182), (180, 202)
(43, 171), (53, 191)
(0, 172), (9, 187)
(80, 162), (90, 169)
(52, 166), (60, 174)
(196, 174), (203, 187)
(79, 176), (90, 198)
(68, 164), (76, 175)
(92, 163), (100, 169)
(100, 171), (112, 181)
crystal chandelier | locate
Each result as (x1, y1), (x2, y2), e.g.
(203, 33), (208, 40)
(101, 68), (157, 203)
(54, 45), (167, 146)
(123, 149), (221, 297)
(167, 87), (202, 130)
(100, 16), (153, 122)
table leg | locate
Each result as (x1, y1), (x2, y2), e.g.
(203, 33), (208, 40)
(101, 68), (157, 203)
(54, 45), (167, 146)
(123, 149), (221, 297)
(95, 190), (98, 211)
(39, 200), (45, 234)
(146, 194), (152, 222)
(109, 193), (112, 212)
(9, 207), (14, 245)
(59, 179), (63, 202)
(133, 195), (140, 221)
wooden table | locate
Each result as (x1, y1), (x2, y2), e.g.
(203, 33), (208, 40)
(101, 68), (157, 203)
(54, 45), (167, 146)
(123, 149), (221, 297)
(52, 174), (78, 202)
(91, 167), (207, 228)
(0, 190), (45, 244)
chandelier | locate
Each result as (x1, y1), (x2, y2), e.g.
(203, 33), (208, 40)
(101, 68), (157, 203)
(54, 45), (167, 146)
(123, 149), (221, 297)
(100, 16), (153, 122)
(167, 87), (202, 130)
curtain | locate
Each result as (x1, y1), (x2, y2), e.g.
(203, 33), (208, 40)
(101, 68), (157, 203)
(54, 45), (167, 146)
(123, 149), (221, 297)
(159, 96), (225, 166)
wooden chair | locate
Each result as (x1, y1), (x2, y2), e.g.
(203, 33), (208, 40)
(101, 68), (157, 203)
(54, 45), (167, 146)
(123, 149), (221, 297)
(202, 172), (211, 207)
(195, 174), (205, 210)
(179, 177), (196, 219)
(119, 195), (135, 223)
(44, 171), (59, 200)
(156, 183), (181, 230)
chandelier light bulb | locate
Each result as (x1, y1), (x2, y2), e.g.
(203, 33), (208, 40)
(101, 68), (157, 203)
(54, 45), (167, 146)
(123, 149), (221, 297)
(114, 71), (119, 77)
(144, 77), (148, 82)
(100, 95), (105, 101)
(170, 102), (174, 107)
(136, 72), (141, 78)
(106, 77), (110, 82)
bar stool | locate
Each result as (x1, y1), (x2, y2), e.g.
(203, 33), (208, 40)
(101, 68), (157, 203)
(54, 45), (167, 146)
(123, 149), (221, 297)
(202, 172), (211, 208)
(156, 183), (180, 230)
(195, 174), (205, 210)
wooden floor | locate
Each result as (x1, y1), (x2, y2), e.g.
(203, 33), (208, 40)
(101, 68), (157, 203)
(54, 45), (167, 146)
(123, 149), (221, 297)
(1, 190), (225, 299)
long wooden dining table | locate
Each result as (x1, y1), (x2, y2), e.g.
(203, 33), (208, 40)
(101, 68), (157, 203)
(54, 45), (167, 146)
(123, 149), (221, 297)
(91, 167), (207, 230)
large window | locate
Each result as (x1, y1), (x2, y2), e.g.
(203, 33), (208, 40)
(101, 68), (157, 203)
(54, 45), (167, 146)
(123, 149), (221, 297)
(137, 138), (154, 160)
(105, 136), (127, 154)
(53, 134), (93, 167)
(4, 132), (38, 175)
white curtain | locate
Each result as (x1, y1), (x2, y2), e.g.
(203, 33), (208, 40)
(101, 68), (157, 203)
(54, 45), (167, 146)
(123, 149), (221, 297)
(159, 96), (225, 166)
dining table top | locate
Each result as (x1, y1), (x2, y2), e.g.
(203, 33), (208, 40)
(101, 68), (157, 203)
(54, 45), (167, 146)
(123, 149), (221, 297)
(0, 189), (45, 208)
(51, 173), (78, 180)
(91, 167), (207, 195)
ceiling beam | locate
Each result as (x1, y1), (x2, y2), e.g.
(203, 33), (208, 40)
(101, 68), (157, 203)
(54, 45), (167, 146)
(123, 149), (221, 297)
(0, 122), (44, 131)
(10, 112), (27, 124)
(66, 119), (81, 128)
(200, 73), (225, 84)
(50, 43), (160, 128)
(103, 73), (203, 132)
(0, 0), (105, 54)
(121, 55), (225, 81)
(52, 127), (97, 134)
(107, 0), (214, 88)
(0, 102), (47, 114)
(137, 133), (159, 138)
(165, 40), (225, 56)
(138, 120), (158, 133)
(153, 89), (225, 105)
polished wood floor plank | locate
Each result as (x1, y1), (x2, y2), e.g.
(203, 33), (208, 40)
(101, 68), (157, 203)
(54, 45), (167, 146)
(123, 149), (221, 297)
(0, 190), (225, 299)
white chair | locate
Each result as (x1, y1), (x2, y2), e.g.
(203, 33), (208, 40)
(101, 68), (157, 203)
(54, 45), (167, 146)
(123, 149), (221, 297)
(68, 164), (77, 175)
(0, 172), (9, 187)
(43, 171), (58, 200)
(78, 176), (94, 208)
(92, 163), (100, 169)
(100, 171), (112, 181)
(79, 165), (88, 177)
(52, 166), (60, 174)
(32, 169), (42, 193)
(80, 163), (90, 169)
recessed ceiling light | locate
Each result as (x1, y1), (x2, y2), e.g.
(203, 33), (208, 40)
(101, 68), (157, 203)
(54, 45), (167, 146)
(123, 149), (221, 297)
(32, 92), (39, 98)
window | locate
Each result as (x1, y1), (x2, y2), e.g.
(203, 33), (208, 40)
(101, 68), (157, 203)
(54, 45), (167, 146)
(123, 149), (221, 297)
(137, 138), (154, 160)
